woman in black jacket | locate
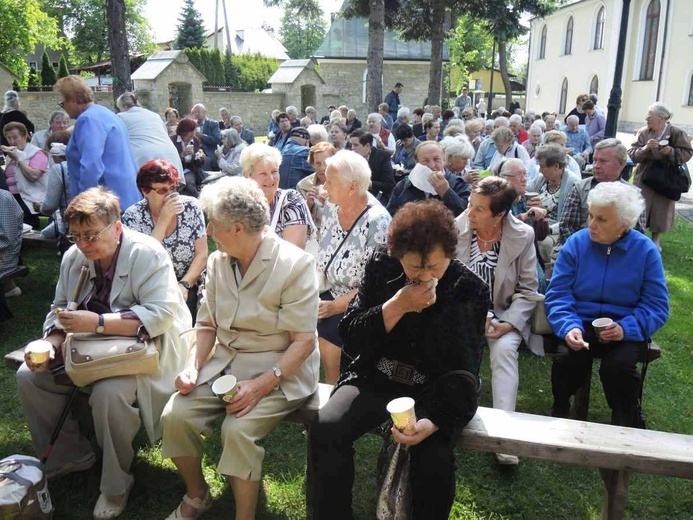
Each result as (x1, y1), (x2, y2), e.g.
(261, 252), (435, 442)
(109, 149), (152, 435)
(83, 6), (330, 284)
(310, 200), (489, 520)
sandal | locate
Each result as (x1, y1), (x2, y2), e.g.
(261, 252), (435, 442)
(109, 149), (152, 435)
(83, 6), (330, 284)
(165, 488), (212, 520)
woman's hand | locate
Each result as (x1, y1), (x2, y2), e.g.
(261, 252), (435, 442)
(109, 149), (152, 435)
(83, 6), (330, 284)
(23, 340), (56, 372)
(391, 418), (438, 446)
(225, 378), (269, 418)
(528, 206), (547, 221)
(464, 170), (480, 184)
(646, 139), (660, 151)
(660, 145), (674, 158)
(159, 194), (183, 223)
(526, 195), (543, 208)
(565, 328), (590, 351)
(318, 299), (337, 319)
(178, 284), (189, 302)
(393, 279), (437, 314)
(599, 322), (624, 343)
(486, 321), (514, 339)
(57, 310), (98, 333)
(175, 366), (199, 394)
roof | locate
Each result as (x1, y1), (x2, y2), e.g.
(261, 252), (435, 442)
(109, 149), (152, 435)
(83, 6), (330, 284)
(0, 62), (17, 79)
(268, 59), (324, 85)
(204, 26), (290, 60)
(131, 50), (206, 81)
(313, 16), (449, 61)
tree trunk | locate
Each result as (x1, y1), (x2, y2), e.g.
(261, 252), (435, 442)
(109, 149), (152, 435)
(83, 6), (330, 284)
(366, 0), (385, 113)
(498, 40), (513, 110)
(427, 0), (445, 106)
(106, 0), (132, 104)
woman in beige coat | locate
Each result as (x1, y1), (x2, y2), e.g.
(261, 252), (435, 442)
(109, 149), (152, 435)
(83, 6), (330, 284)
(161, 176), (319, 520)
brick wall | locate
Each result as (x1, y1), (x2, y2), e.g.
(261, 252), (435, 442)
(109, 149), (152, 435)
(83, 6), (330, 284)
(17, 90), (115, 129)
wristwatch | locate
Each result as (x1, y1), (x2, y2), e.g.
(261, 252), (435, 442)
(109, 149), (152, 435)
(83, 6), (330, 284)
(96, 314), (105, 334)
(272, 365), (284, 382)
(178, 280), (191, 290)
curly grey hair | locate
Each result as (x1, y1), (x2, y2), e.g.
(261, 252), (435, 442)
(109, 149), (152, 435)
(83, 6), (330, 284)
(587, 182), (645, 229)
(535, 143), (568, 169)
(239, 142), (282, 176)
(325, 150), (371, 194)
(199, 176), (269, 233)
(441, 135), (475, 160)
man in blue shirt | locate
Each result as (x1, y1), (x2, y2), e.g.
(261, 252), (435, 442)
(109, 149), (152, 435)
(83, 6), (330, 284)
(279, 127), (313, 189)
(383, 83), (403, 122)
(563, 115), (592, 170)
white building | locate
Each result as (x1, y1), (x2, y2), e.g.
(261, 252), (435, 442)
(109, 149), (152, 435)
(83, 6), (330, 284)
(526, 0), (693, 133)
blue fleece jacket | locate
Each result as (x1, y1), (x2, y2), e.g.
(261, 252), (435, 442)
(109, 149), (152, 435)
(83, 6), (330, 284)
(546, 228), (669, 341)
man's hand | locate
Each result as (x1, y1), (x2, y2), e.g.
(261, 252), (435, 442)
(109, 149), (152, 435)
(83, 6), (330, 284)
(429, 171), (450, 197)
(391, 418), (438, 446)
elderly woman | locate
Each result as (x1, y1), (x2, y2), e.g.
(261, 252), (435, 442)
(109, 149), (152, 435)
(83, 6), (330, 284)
(455, 176), (540, 465)
(165, 108), (180, 137)
(172, 117), (206, 197)
(240, 142), (315, 250)
(465, 118), (485, 151)
(629, 102), (693, 251)
(308, 123), (328, 145)
(345, 109), (361, 133)
(546, 182), (669, 427)
(122, 160), (208, 319)
(393, 123), (421, 176)
(527, 144), (581, 263)
(210, 127), (247, 178)
(424, 119), (441, 142)
(311, 200), (488, 519)
(523, 125), (543, 160)
(316, 150), (391, 383)
(387, 141), (470, 217)
(1, 122), (49, 228)
(39, 130), (72, 239)
(31, 110), (70, 150)
(297, 141), (336, 236)
(0, 90), (34, 147)
(329, 120), (348, 150)
(441, 134), (477, 183)
(540, 129), (581, 176)
(16, 187), (190, 519)
(161, 177), (319, 520)
(488, 127), (532, 172)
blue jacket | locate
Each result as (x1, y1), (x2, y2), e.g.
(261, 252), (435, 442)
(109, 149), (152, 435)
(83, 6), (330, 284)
(66, 104), (141, 211)
(386, 172), (470, 217)
(279, 139), (314, 189)
(546, 228), (669, 342)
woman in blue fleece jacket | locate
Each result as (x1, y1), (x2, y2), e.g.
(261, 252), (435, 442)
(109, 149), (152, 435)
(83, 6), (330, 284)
(546, 182), (668, 427)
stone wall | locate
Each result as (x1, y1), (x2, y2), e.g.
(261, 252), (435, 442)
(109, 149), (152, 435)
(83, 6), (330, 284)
(0, 68), (17, 97)
(16, 91), (115, 128)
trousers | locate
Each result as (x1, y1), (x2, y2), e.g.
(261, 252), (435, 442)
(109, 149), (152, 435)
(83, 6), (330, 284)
(486, 329), (523, 412)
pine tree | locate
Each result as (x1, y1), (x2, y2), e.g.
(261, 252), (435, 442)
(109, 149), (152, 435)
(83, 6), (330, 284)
(223, 50), (239, 88)
(27, 66), (39, 91)
(174, 0), (206, 50)
(57, 55), (70, 79)
(40, 50), (57, 87)
(200, 49), (213, 84)
(210, 48), (224, 86)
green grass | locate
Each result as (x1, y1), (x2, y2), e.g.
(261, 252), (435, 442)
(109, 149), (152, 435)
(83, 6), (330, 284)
(1, 220), (692, 519)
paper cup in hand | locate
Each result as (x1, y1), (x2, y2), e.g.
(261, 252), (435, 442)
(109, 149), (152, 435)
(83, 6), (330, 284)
(387, 397), (417, 435)
(486, 311), (495, 334)
(592, 318), (613, 340)
(25, 341), (52, 365)
(212, 375), (238, 402)
(167, 192), (184, 214)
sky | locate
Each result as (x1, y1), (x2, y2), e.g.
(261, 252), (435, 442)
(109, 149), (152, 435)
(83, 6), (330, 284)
(144, 0), (344, 43)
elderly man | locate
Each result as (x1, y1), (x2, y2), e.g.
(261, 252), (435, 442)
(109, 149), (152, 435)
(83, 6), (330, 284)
(230, 116), (255, 145)
(218, 107), (232, 130)
(349, 128), (395, 201)
(31, 111), (69, 150)
(509, 114), (529, 144)
(563, 115), (591, 170)
(391, 106), (410, 136)
(383, 82), (403, 121)
(471, 116), (510, 169)
(279, 127), (313, 189)
(366, 112), (396, 155)
(191, 103), (221, 171)
(270, 112), (292, 151)
(583, 100), (606, 148)
(545, 114), (557, 132)
(556, 139), (646, 254)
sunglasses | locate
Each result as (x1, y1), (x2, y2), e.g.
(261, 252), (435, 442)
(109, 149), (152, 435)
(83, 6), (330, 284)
(143, 184), (179, 195)
(65, 222), (114, 244)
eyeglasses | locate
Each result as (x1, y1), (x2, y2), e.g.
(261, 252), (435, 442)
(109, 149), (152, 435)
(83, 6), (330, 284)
(501, 172), (530, 180)
(57, 101), (65, 109)
(65, 222), (114, 244)
(143, 184), (179, 195)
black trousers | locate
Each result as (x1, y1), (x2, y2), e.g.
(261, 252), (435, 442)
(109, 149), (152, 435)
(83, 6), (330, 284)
(310, 380), (457, 520)
(551, 329), (647, 427)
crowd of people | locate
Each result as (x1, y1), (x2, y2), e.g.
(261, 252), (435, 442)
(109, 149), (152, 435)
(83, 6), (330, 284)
(1, 75), (689, 520)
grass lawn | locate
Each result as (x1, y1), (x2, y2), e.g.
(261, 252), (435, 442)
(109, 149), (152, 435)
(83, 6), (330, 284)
(1, 219), (692, 519)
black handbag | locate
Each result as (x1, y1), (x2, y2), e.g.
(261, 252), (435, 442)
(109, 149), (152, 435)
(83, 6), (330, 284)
(641, 154), (691, 201)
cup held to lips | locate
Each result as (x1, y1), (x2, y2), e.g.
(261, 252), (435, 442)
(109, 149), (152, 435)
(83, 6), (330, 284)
(387, 397), (417, 435)
(525, 191), (539, 199)
(592, 318), (613, 340)
(25, 340), (52, 365)
(212, 375), (238, 402)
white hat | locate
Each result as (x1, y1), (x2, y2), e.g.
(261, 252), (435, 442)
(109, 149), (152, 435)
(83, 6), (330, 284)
(50, 143), (67, 156)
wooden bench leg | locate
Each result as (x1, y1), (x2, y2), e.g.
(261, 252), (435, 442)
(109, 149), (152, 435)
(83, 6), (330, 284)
(599, 468), (630, 520)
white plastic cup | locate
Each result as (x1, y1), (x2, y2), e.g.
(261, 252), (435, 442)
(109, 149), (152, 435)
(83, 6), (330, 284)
(211, 375), (238, 402)
(25, 341), (52, 365)
(386, 397), (417, 435)
(167, 192), (184, 214)
(486, 311), (495, 334)
(592, 318), (613, 340)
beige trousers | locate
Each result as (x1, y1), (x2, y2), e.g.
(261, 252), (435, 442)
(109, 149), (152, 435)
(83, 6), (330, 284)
(161, 382), (307, 481)
(16, 364), (139, 495)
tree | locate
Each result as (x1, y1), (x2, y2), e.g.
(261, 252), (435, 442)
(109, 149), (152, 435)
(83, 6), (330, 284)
(224, 49), (240, 88)
(27, 66), (40, 91)
(279, 0), (327, 59)
(107, 0), (132, 101)
(448, 15), (494, 94)
(210, 48), (225, 85)
(58, 55), (70, 78)
(175, 0), (206, 50)
(200, 50), (213, 84)
(40, 50), (58, 87)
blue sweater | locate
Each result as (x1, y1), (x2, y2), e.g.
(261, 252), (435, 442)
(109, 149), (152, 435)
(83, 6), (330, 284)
(546, 228), (668, 341)
(67, 104), (141, 211)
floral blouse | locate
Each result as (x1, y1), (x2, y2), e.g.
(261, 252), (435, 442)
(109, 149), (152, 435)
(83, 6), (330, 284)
(316, 202), (391, 298)
(121, 196), (206, 280)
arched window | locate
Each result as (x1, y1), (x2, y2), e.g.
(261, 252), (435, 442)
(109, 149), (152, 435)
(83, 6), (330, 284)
(539, 25), (547, 59)
(593, 6), (605, 50)
(559, 78), (569, 114)
(639, 0), (660, 80)
(688, 75), (693, 106)
(590, 75), (599, 95)
(564, 16), (574, 55)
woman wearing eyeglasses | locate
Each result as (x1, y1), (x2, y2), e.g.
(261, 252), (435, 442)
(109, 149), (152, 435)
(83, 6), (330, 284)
(16, 187), (191, 519)
(122, 160), (208, 319)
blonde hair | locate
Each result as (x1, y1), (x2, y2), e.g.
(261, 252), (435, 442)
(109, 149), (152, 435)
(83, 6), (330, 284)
(239, 143), (282, 176)
(54, 75), (94, 104)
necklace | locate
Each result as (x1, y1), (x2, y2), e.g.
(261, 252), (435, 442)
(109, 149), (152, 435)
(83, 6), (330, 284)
(476, 230), (501, 246)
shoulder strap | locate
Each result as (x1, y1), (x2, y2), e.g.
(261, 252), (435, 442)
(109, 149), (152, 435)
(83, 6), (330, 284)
(270, 189), (289, 231)
(323, 205), (372, 276)
(59, 163), (68, 209)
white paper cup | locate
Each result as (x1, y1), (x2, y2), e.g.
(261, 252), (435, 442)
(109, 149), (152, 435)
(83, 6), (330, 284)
(386, 397), (417, 435)
(25, 341), (52, 365)
(486, 311), (495, 334)
(212, 375), (238, 402)
(592, 318), (613, 340)
(167, 192), (184, 214)
(525, 191), (539, 199)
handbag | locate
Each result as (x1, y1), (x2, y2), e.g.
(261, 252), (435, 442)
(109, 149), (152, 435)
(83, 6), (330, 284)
(641, 154), (691, 202)
(64, 333), (159, 387)
(375, 437), (412, 520)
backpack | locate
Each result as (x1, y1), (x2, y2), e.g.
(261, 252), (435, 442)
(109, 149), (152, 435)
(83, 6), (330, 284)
(0, 455), (53, 519)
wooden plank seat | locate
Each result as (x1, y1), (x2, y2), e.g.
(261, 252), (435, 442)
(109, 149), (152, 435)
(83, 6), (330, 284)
(21, 230), (56, 250)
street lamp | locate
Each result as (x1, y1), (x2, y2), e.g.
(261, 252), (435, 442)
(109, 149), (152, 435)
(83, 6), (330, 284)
(604, 0), (632, 138)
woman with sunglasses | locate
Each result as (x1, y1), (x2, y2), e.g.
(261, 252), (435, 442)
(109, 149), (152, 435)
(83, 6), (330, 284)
(16, 187), (191, 519)
(122, 159), (208, 319)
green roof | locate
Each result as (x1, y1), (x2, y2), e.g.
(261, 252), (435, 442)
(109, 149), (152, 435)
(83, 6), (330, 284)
(313, 16), (449, 61)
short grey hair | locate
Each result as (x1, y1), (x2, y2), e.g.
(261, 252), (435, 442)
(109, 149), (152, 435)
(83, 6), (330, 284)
(397, 107), (410, 119)
(308, 124), (328, 144)
(594, 138), (628, 163)
(219, 107), (230, 116)
(230, 115), (242, 126)
(305, 105), (316, 115)
(367, 112), (381, 123)
(491, 127), (515, 147)
(648, 102), (672, 121)
(530, 120), (546, 132)
(324, 150), (371, 195)
(535, 143), (567, 169)
(3, 90), (19, 110)
(441, 135), (475, 160)
(49, 110), (69, 125)
(421, 113), (434, 125)
(347, 109), (357, 118)
(300, 116), (312, 128)
(500, 158), (526, 176)
(116, 91), (138, 111)
(221, 128), (243, 148)
(494, 117), (509, 127)
(587, 182), (645, 229)
(566, 115), (579, 125)
(447, 118), (465, 129)
(239, 142), (282, 176)
(200, 176), (269, 234)
(285, 105), (298, 117)
(508, 114), (523, 125)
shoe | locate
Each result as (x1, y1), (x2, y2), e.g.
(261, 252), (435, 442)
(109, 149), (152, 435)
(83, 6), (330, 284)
(495, 453), (519, 465)
(46, 452), (96, 479)
(4, 287), (21, 298)
(166, 487), (213, 519)
(92, 481), (133, 520)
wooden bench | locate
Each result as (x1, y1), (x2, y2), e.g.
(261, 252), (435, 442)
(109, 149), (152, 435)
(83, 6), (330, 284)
(21, 230), (56, 250)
